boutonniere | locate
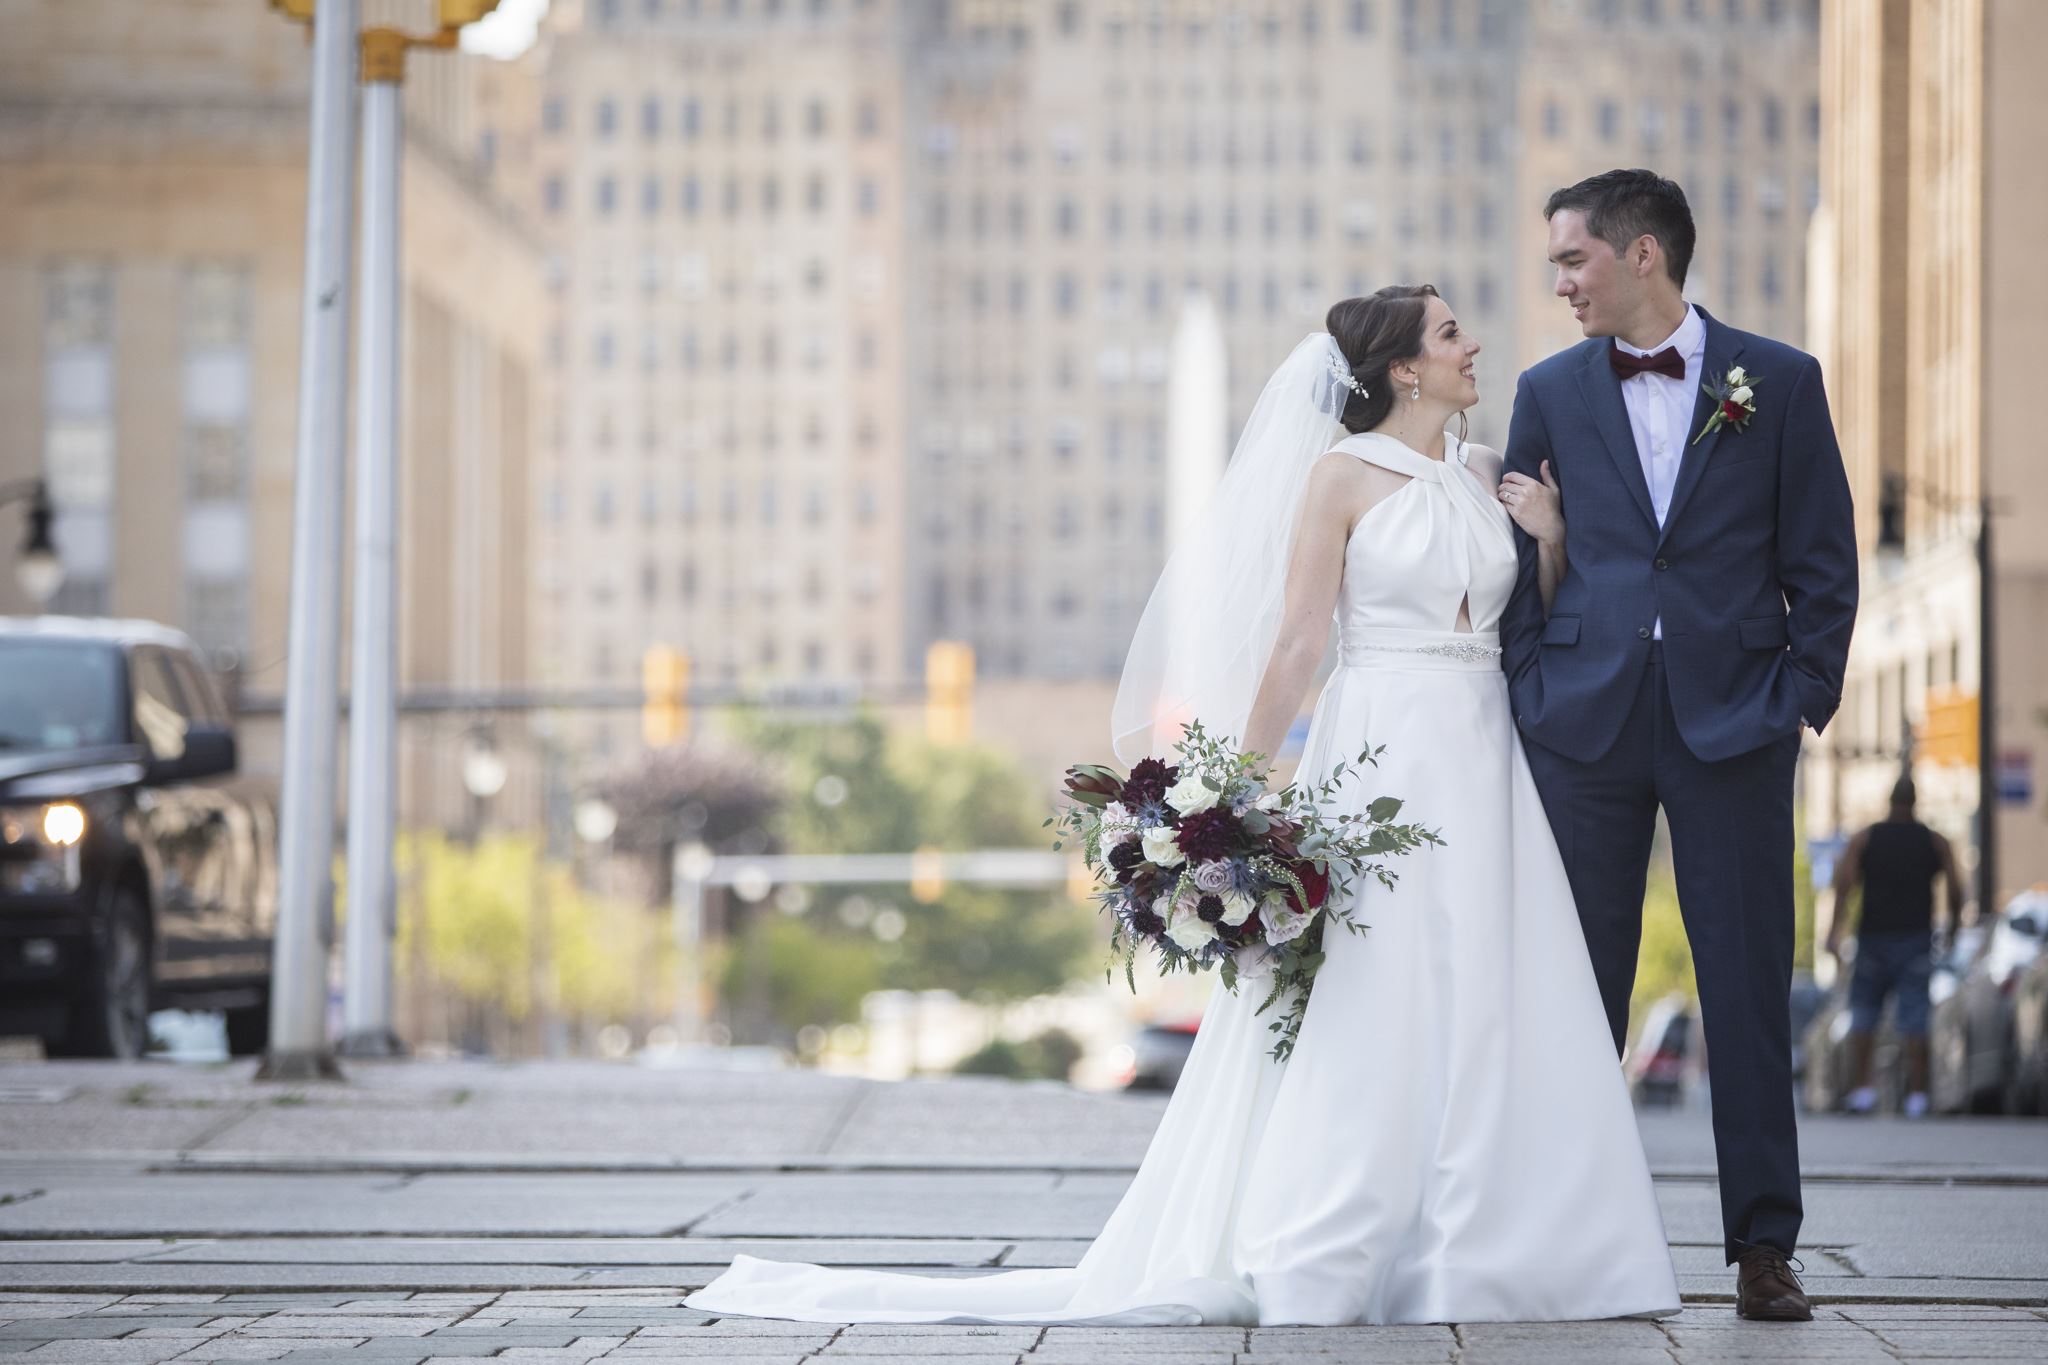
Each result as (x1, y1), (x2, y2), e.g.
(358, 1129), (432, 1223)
(1693, 365), (1761, 445)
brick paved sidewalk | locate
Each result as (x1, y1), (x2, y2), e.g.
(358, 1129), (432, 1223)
(4, 1291), (2048, 1365)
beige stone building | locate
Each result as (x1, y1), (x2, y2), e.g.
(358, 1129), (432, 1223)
(1513, 0), (1822, 364)
(484, 0), (911, 770)
(1806, 0), (2048, 912)
(0, 0), (548, 834)
(502, 0), (1822, 782)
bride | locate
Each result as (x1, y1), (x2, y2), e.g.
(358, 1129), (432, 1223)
(683, 286), (1682, 1326)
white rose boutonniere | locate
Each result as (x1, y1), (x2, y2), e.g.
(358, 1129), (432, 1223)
(1694, 363), (1763, 446)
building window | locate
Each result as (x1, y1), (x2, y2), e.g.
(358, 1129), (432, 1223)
(596, 175), (616, 215)
(543, 96), (566, 134)
(680, 97), (700, 138)
(544, 175), (564, 214)
(42, 261), (116, 617)
(595, 98), (617, 138)
(642, 96), (661, 138)
(177, 262), (253, 657)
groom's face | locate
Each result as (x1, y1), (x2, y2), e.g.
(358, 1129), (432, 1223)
(1546, 209), (1629, 339)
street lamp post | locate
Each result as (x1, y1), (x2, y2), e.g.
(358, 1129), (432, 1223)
(336, 26), (408, 1060)
(260, 0), (363, 1083)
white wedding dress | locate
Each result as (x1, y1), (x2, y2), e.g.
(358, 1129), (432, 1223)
(684, 431), (1682, 1326)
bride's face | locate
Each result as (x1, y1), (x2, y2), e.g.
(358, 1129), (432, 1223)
(1398, 296), (1483, 413)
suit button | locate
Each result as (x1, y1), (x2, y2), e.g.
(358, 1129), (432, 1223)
(1654, 557), (1670, 571)
(1637, 626), (1651, 639)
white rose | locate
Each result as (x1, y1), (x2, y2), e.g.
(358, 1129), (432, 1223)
(1730, 384), (1753, 405)
(1164, 770), (1221, 816)
(1727, 365), (1747, 386)
(1260, 895), (1312, 945)
(1220, 890), (1258, 926)
(1167, 913), (1218, 953)
(1140, 826), (1185, 867)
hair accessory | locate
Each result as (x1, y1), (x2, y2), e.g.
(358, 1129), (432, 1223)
(1326, 353), (1368, 400)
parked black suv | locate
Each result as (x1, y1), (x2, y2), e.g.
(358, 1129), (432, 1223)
(1, 617), (277, 1058)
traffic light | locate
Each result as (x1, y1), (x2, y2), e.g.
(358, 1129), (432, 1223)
(1919, 687), (1979, 768)
(909, 847), (945, 904)
(642, 646), (690, 747)
(925, 641), (975, 744)
(437, 0), (504, 28)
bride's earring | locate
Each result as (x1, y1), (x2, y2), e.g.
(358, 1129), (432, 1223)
(1411, 380), (1420, 402)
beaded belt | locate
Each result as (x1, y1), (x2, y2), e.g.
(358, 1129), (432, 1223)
(1337, 626), (1503, 672)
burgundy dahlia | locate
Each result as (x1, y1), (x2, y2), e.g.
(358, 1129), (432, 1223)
(1173, 807), (1244, 863)
(1195, 894), (1225, 923)
(1106, 840), (1146, 882)
(1123, 757), (1177, 805)
(1131, 909), (1166, 936)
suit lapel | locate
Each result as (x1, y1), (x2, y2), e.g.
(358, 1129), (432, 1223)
(1575, 344), (1659, 530)
(1657, 309), (1746, 549)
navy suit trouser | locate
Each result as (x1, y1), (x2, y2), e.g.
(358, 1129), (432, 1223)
(1521, 643), (1804, 1264)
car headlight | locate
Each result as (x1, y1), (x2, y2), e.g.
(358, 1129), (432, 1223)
(42, 803), (87, 847)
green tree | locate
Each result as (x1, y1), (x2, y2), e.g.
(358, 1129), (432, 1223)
(726, 708), (1099, 1022)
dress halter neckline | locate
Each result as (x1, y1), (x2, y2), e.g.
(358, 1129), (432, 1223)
(1336, 430), (1467, 481)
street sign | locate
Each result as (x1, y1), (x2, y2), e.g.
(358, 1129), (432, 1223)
(1997, 748), (2033, 805)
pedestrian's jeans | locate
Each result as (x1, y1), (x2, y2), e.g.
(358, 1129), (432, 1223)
(1849, 930), (1934, 1037)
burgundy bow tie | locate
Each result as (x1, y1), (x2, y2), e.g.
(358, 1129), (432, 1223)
(1610, 344), (1685, 381)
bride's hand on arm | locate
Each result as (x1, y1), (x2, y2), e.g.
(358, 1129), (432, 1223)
(1497, 460), (1568, 615)
(1240, 457), (1355, 770)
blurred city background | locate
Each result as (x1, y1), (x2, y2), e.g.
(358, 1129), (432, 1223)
(0, 0), (2042, 1117)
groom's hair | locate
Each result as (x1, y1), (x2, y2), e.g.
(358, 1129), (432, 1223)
(1543, 169), (1696, 287)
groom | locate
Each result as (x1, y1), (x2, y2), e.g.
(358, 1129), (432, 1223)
(1500, 170), (1858, 1322)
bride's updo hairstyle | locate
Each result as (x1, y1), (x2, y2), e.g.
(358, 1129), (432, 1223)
(1325, 284), (1441, 435)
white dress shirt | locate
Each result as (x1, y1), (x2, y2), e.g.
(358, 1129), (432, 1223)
(1614, 303), (1706, 640)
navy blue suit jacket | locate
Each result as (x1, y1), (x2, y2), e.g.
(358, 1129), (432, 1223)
(1500, 306), (1858, 765)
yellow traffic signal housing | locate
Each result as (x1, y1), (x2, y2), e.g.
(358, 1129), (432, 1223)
(1919, 687), (1979, 768)
(642, 645), (690, 747)
(925, 641), (975, 744)
(909, 847), (945, 904)
(437, 0), (504, 27)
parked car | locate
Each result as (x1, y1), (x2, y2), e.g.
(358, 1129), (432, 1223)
(1788, 969), (1829, 1086)
(1931, 892), (2046, 1114)
(1626, 993), (1704, 1108)
(2008, 936), (2048, 1116)
(1122, 1016), (1202, 1091)
(0, 617), (277, 1058)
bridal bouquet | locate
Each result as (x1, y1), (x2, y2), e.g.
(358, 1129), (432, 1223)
(1051, 721), (1442, 1063)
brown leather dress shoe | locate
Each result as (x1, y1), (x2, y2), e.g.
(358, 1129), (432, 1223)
(1735, 1246), (1814, 1320)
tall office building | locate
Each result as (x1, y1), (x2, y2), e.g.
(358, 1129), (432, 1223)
(1806, 0), (2048, 901)
(498, 0), (911, 766)
(493, 0), (1820, 774)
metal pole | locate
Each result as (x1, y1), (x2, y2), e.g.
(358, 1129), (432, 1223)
(1977, 495), (1997, 921)
(671, 850), (705, 1047)
(339, 60), (404, 1059)
(260, 0), (361, 1082)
